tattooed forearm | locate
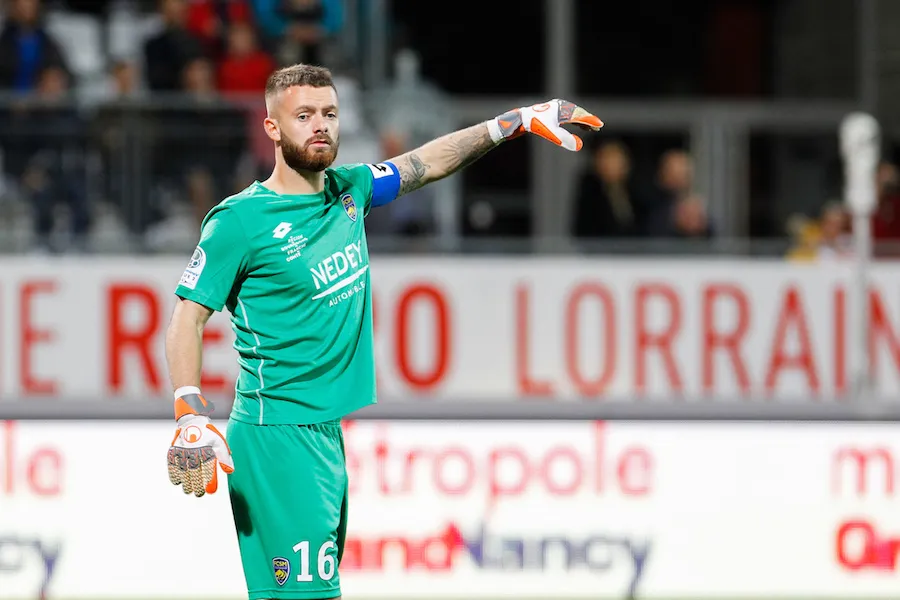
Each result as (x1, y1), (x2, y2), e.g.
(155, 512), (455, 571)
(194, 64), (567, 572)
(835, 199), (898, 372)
(398, 152), (430, 196)
(392, 123), (497, 197)
(439, 124), (496, 172)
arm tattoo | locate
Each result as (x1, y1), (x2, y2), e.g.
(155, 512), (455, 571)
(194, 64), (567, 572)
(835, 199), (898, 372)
(439, 124), (495, 173)
(398, 152), (429, 196)
(395, 123), (497, 197)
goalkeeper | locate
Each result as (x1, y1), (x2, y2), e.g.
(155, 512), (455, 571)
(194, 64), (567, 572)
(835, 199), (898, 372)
(165, 63), (602, 600)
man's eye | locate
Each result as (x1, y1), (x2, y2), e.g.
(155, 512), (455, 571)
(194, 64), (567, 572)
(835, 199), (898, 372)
(327, 113), (337, 119)
(297, 114), (308, 120)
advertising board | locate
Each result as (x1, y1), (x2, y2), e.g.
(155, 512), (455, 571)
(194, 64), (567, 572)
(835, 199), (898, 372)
(2, 419), (899, 598)
(2, 257), (900, 402)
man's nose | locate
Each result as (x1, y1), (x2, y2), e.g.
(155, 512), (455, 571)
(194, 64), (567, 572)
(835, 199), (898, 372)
(311, 115), (329, 133)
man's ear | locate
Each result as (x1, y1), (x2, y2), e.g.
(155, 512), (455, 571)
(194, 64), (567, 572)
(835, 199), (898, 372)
(264, 117), (280, 142)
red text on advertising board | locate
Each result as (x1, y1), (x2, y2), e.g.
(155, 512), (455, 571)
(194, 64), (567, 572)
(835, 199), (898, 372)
(6, 276), (900, 396)
(515, 283), (900, 397)
(105, 282), (454, 395)
(0, 421), (62, 496)
(20, 281), (57, 395)
(835, 520), (900, 571)
(372, 283), (450, 391)
(832, 445), (897, 497)
(107, 285), (231, 394)
(343, 421), (652, 510)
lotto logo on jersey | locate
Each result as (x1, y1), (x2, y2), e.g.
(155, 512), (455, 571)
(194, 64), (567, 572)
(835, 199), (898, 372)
(179, 246), (206, 290)
(341, 193), (358, 222)
(273, 222), (293, 239)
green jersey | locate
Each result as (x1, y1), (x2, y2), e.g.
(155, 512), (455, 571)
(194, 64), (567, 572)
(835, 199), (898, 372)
(174, 162), (402, 425)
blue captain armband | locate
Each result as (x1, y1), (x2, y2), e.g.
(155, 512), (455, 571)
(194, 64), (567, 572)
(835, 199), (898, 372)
(365, 162), (401, 207)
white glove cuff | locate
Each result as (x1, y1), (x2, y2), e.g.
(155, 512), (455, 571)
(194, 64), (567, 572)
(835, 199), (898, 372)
(174, 385), (202, 400)
(176, 413), (208, 427)
(485, 118), (504, 145)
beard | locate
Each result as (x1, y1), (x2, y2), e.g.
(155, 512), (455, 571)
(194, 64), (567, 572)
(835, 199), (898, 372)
(280, 130), (339, 173)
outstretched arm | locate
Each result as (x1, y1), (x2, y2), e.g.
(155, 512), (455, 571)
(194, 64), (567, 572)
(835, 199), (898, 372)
(387, 98), (603, 199)
(392, 123), (495, 197)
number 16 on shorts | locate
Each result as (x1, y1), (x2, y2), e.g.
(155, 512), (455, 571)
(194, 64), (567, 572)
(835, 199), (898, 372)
(276, 540), (336, 585)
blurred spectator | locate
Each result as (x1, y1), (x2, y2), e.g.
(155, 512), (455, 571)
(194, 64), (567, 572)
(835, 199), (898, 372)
(1, 66), (90, 252)
(217, 21), (275, 94)
(571, 140), (649, 238)
(186, 0), (254, 59)
(93, 60), (159, 237)
(217, 21), (276, 190)
(817, 202), (852, 259)
(872, 160), (900, 248)
(644, 148), (694, 236)
(670, 194), (713, 239)
(151, 57), (247, 228)
(143, 0), (205, 91)
(786, 202), (852, 262)
(785, 214), (820, 262)
(250, 0), (343, 66)
(106, 59), (143, 99)
(0, 0), (68, 92)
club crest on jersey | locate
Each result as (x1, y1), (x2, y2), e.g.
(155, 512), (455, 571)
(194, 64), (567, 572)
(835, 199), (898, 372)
(340, 193), (358, 222)
(272, 557), (290, 586)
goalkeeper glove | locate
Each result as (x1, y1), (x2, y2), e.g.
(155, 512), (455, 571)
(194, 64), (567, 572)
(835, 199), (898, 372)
(167, 386), (234, 497)
(486, 98), (603, 151)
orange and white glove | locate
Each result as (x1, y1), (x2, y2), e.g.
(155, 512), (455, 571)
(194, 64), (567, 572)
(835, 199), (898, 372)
(486, 98), (603, 151)
(167, 386), (234, 497)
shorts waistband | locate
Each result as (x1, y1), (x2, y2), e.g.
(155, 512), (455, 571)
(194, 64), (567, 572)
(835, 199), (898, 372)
(298, 418), (342, 430)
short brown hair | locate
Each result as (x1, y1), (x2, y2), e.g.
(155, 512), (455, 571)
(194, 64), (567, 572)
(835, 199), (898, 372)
(265, 64), (335, 100)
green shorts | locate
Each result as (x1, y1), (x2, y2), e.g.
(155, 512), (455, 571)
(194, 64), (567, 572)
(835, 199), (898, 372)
(226, 418), (348, 600)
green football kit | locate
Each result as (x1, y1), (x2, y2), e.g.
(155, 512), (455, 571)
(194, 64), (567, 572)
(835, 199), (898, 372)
(174, 161), (401, 599)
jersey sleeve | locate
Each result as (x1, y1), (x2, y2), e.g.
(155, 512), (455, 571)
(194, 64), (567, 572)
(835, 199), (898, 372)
(174, 206), (250, 312)
(331, 162), (402, 216)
